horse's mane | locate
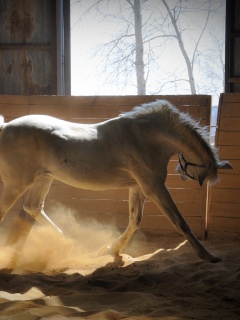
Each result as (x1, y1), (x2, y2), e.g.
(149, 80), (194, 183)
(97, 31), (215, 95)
(120, 100), (220, 166)
(120, 100), (173, 119)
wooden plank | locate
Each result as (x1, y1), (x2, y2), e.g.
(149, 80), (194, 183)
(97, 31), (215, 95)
(0, 104), (29, 118)
(68, 211), (129, 229)
(207, 231), (240, 239)
(208, 217), (240, 233)
(166, 178), (201, 189)
(217, 131), (240, 145)
(214, 174), (240, 189)
(27, 101), (210, 121)
(1, 94), (211, 110)
(218, 118), (240, 131)
(218, 146), (240, 160)
(168, 188), (203, 203)
(0, 95), (28, 105)
(210, 202), (240, 218)
(28, 104), (133, 119)
(222, 93), (240, 103)
(28, 94), (211, 107)
(211, 188), (240, 204)
(55, 210), (201, 237)
(159, 95), (211, 107)
(72, 211), (202, 237)
(45, 196), (202, 218)
(221, 103), (240, 117)
(186, 105), (208, 117)
(28, 95), (154, 106)
(141, 215), (202, 237)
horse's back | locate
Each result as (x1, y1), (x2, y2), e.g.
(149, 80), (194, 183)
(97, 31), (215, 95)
(0, 115), (135, 190)
(0, 116), (58, 176)
(0, 115), (82, 175)
(2, 114), (76, 132)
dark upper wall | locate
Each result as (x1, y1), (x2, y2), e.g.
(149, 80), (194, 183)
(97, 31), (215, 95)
(225, 0), (240, 92)
(0, 0), (70, 95)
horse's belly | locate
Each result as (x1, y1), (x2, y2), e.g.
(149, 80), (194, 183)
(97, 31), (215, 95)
(51, 165), (136, 191)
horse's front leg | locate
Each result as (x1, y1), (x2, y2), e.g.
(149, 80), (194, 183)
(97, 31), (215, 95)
(98, 186), (145, 260)
(141, 180), (221, 263)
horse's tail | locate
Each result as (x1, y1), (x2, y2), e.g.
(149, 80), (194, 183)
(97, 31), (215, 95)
(0, 115), (5, 131)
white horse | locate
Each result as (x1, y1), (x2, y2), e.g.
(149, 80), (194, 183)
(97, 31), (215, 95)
(0, 100), (232, 263)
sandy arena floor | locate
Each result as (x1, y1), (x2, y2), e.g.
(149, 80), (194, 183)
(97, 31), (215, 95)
(0, 213), (239, 320)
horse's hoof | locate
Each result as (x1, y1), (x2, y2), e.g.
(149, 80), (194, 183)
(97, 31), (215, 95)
(199, 251), (222, 263)
(208, 254), (222, 263)
(96, 244), (122, 262)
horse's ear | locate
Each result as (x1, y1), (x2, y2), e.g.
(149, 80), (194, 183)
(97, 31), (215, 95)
(217, 161), (233, 170)
(198, 171), (207, 187)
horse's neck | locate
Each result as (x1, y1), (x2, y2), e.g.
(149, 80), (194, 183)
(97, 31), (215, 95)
(168, 127), (209, 164)
(181, 143), (207, 164)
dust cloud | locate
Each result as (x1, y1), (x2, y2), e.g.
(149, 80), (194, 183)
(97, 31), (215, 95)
(0, 205), (122, 273)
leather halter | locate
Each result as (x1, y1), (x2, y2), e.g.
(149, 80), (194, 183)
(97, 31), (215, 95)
(178, 153), (206, 180)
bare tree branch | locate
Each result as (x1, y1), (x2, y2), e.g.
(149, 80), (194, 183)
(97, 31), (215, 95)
(162, 0), (196, 94)
(71, 0), (225, 101)
(191, 0), (211, 69)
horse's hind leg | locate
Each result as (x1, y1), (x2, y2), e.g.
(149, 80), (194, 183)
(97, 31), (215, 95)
(23, 174), (62, 233)
(98, 186), (145, 259)
(0, 181), (33, 254)
(0, 184), (30, 223)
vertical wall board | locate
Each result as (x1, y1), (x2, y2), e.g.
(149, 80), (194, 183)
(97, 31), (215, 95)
(208, 93), (240, 238)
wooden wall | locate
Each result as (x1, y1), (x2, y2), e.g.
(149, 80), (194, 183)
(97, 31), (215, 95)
(0, 95), (211, 238)
(208, 93), (240, 238)
(0, 0), (71, 95)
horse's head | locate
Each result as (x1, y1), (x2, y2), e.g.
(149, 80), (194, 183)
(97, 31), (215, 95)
(177, 153), (233, 186)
